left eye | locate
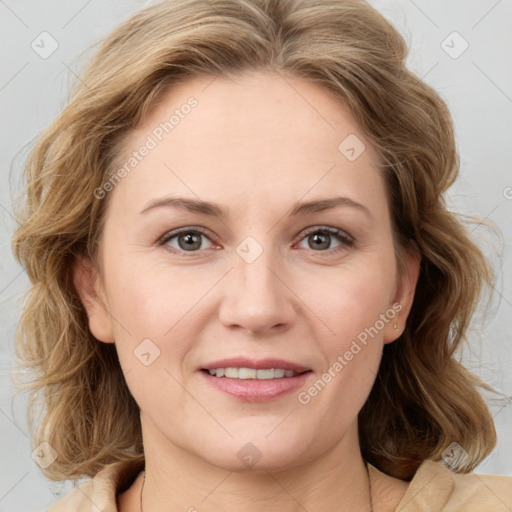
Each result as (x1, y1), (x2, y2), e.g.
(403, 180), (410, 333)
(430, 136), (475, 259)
(296, 227), (354, 252)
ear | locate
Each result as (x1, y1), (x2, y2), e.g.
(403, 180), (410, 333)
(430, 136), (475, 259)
(383, 247), (421, 344)
(72, 256), (115, 344)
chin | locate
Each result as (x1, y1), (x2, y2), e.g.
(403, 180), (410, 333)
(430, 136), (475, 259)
(208, 451), (307, 474)
(193, 430), (314, 473)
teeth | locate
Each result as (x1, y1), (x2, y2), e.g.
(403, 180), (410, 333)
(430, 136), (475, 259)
(206, 367), (300, 379)
(225, 368), (238, 378)
(257, 369), (274, 380)
(238, 368), (256, 379)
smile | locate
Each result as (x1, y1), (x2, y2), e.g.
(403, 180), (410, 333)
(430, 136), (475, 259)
(204, 367), (302, 379)
(200, 368), (312, 402)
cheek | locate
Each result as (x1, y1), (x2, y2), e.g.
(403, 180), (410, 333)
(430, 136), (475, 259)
(103, 256), (214, 366)
(310, 254), (397, 345)
(299, 254), (396, 409)
(102, 262), (201, 412)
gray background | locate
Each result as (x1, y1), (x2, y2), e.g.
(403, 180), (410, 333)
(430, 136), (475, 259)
(1, 0), (511, 510)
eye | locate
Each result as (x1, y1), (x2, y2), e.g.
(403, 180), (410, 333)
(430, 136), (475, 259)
(158, 225), (354, 255)
(159, 228), (214, 253)
(296, 226), (354, 253)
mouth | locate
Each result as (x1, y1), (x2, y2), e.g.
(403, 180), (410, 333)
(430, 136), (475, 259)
(200, 367), (310, 379)
(199, 358), (313, 402)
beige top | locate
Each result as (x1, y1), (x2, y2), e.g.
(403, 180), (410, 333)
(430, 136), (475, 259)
(46, 458), (512, 512)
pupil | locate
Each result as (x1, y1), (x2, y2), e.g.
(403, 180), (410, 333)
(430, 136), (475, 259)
(180, 233), (200, 251)
(310, 232), (329, 250)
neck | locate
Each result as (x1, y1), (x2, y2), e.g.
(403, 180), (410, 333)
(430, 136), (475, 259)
(139, 418), (373, 512)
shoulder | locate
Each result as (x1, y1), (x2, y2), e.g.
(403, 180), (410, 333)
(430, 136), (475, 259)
(395, 459), (512, 512)
(46, 458), (144, 512)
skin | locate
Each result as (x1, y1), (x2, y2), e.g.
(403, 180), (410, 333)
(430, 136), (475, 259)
(74, 69), (420, 512)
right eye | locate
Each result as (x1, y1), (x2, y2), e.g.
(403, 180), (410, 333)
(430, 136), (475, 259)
(158, 228), (215, 254)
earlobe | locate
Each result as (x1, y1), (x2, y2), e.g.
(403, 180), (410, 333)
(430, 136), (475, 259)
(72, 257), (115, 344)
(384, 248), (421, 344)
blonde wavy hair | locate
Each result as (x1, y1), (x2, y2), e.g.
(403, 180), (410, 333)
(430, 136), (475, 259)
(12, 0), (497, 482)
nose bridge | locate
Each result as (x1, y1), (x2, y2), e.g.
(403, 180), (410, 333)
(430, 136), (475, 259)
(218, 235), (294, 333)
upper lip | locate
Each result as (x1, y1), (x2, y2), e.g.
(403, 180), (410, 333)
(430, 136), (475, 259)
(201, 357), (311, 373)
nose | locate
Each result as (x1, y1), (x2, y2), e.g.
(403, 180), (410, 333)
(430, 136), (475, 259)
(218, 244), (296, 336)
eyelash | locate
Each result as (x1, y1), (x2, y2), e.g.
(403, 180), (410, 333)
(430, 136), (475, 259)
(157, 226), (355, 256)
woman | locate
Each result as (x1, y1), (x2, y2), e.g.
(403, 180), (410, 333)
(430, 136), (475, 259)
(11, 0), (512, 510)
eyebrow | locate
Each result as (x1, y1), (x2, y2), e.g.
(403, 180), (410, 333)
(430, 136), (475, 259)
(140, 196), (372, 220)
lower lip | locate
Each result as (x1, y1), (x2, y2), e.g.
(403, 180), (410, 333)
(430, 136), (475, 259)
(200, 370), (312, 402)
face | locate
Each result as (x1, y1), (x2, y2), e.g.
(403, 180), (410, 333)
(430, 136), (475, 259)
(75, 69), (419, 473)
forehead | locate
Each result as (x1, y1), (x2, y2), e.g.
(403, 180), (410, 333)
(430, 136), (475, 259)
(109, 70), (385, 217)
